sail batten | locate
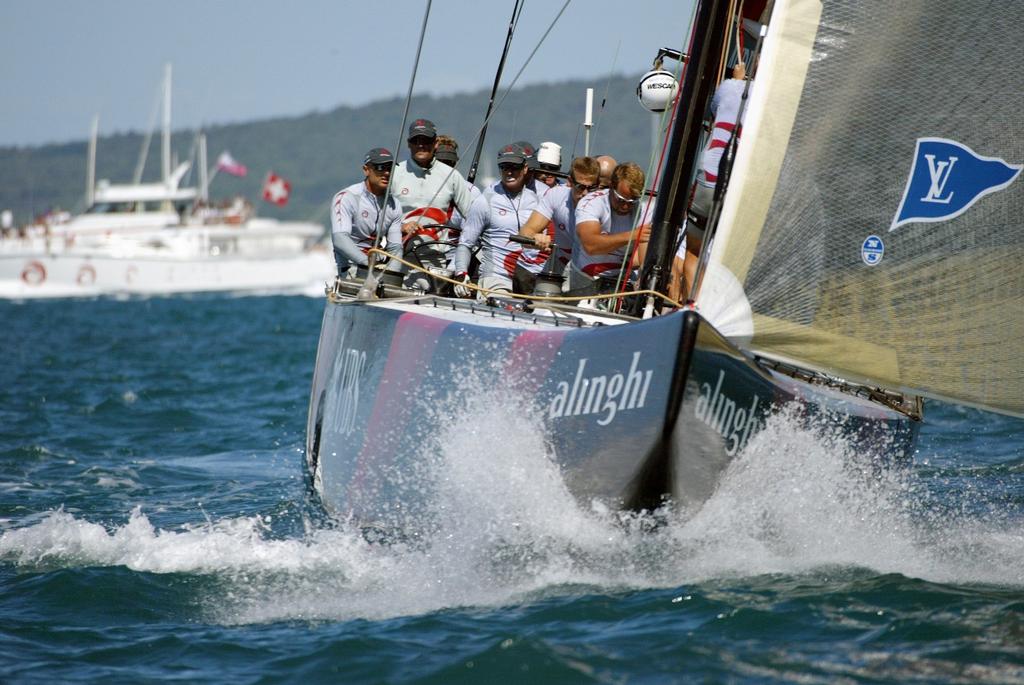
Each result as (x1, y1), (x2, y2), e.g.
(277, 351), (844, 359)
(699, 0), (1024, 416)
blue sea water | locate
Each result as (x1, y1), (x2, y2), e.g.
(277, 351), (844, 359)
(2, 295), (1024, 684)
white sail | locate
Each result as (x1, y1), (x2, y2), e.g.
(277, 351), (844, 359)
(698, 0), (1024, 417)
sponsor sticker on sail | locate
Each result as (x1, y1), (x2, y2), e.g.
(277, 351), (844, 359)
(890, 138), (1022, 231)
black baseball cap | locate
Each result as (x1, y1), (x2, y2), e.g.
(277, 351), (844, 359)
(408, 118), (437, 140)
(513, 140), (537, 168)
(496, 142), (527, 166)
(435, 141), (458, 164)
(363, 147), (394, 165)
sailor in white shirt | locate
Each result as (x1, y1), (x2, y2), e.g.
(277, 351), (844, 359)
(329, 147), (404, 276)
(517, 156), (602, 273)
(452, 143), (539, 296)
(433, 136), (486, 236)
(389, 119), (478, 290)
(533, 141), (564, 190)
(391, 118), (476, 230)
(570, 162), (654, 295)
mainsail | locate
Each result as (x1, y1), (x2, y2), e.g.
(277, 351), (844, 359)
(698, 0), (1024, 416)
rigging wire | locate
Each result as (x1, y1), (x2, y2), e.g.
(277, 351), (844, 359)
(132, 79), (165, 184)
(587, 40), (621, 153)
(611, 1), (699, 309)
(407, 0), (572, 228)
(361, 0), (433, 297)
(467, 0), (526, 184)
(687, 18), (766, 304)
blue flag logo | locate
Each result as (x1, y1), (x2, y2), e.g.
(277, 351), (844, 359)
(890, 138), (1021, 231)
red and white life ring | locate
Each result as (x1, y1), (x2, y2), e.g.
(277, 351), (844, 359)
(21, 260), (46, 286)
(76, 263), (97, 286)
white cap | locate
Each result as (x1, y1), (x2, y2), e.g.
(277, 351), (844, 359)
(536, 141), (561, 169)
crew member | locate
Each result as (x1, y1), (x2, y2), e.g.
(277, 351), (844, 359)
(595, 155), (618, 189)
(518, 156), (601, 271)
(569, 162), (653, 295)
(452, 143), (540, 296)
(391, 118), (476, 232)
(534, 142), (563, 188)
(329, 147), (403, 276)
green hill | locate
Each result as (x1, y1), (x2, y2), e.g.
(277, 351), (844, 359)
(0, 73), (660, 228)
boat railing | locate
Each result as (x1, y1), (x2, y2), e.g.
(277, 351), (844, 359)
(354, 247), (684, 314)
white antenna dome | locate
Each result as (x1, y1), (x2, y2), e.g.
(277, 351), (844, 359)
(636, 69), (679, 113)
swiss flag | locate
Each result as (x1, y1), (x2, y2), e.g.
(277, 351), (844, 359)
(262, 173), (291, 206)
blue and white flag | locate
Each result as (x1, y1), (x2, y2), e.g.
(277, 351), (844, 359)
(890, 138), (1021, 231)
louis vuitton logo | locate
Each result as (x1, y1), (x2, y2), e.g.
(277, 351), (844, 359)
(921, 154), (958, 204)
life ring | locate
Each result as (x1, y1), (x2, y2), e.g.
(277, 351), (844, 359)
(76, 263), (97, 286)
(21, 260), (46, 286)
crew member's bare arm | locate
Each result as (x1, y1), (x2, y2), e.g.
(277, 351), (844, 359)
(576, 220), (650, 255)
(518, 210), (553, 248)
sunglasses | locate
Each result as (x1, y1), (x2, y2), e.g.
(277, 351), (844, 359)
(570, 178), (600, 194)
(409, 136), (435, 146)
(371, 163), (393, 173)
(611, 187), (639, 206)
(499, 163), (526, 173)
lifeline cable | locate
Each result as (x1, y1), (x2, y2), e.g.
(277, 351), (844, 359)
(355, 247), (682, 309)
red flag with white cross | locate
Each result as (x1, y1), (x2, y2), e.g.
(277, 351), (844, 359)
(262, 173), (291, 206)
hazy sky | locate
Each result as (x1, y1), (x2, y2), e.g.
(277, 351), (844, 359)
(2, 0), (695, 148)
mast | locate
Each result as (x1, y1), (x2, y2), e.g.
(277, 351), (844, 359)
(86, 115), (98, 208)
(198, 133), (209, 203)
(162, 63), (172, 186)
(633, 0), (732, 314)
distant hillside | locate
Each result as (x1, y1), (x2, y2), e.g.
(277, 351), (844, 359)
(0, 74), (658, 228)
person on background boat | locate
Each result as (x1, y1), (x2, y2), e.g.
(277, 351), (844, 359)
(329, 147), (404, 277)
(595, 155), (618, 189)
(534, 142), (564, 188)
(452, 142), (540, 297)
(568, 161), (653, 296)
(517, 155), (601, 275)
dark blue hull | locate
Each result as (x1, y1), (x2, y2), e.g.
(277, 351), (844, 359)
(306, 297), (918, 525)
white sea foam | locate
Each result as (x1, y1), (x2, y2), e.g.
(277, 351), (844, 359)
(2, 399), (1023, 625)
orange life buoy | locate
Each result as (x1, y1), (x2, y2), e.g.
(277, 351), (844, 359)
(76, 263), (96, 286)
(21, 260), (46, 286)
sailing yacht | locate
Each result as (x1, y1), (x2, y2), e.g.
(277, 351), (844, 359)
(304, 0), (1022, 530)
(0, 66), (333, 299)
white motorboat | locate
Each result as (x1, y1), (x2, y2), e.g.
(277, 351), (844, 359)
(0, 65), (333, 299)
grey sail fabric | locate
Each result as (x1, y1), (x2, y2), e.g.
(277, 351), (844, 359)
(699, 0), (1024, 416)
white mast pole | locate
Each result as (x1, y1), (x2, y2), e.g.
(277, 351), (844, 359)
(198, 133), (209, 203)
(86, 115), (98, 208)
(162, 63), (171, 186)
(583, 88), (594, 156)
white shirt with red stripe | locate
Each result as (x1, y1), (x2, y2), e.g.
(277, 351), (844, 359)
(572, 190), (655, 279)
(391, 158), (475, 219)
(698, 78), (748, 188)
(447, 181), (484, 232)
(454, 182), (538, 278)
(330, 181), (403, 266)
(535, 184), (575, 266)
